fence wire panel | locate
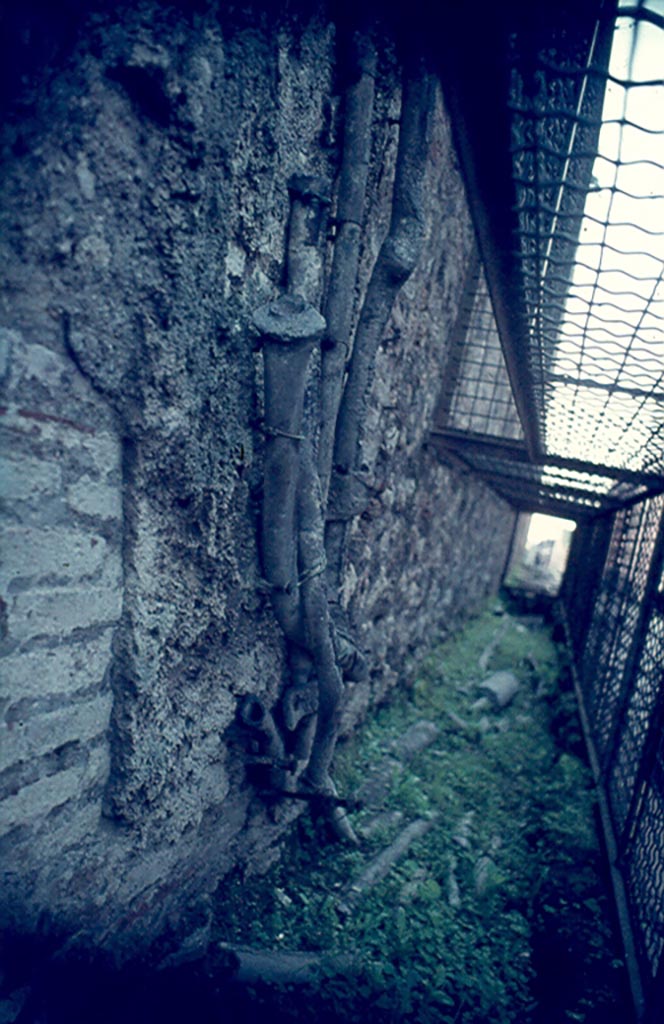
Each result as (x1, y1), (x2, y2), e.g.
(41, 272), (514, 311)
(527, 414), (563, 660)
(475, 469), (607, 515)
(567, 493), (664, 998)
(626, 780), (664, 1000)
(509, 0), (664, 478)
(461, 452), (629, 511)
(609, 582), (664, 835)
(561, 515), (612, 655)
(441, 265), (524, 441)
(579, 496), (662, 766)
(445, 1), (664, 1010)
(432, 428), (655, 516)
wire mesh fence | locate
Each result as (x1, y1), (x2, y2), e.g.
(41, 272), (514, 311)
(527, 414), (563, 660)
(561, 492), (664, 1010)
(509, 0), (664, 477)
(436, 1), (664, 1016)
(504, 9), (664, 1003)
(436, 257), (524, 441)
(436, 0), (664, 509)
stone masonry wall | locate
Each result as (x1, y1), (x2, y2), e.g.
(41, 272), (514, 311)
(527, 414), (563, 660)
(0, 0), (515, 960)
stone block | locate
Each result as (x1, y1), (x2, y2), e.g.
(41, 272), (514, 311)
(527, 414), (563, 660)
(82, 740), (110, 791)
(0, 527), (108, 589)
(11, 341), (71, 391)
(8, 586), (122, 642)
(0, 455), (61, 502)
(86, 433), (122, 478)
(41, 789), (106, 857)
(1, 693), (113, 772)
(66, 477), (122, 519)
(0, 629), (114, 700)
(0, 763), (89, 836)
(76, 156), (96, 201)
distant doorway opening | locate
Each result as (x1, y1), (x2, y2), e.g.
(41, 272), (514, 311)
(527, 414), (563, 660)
(504, 513), (577, 597)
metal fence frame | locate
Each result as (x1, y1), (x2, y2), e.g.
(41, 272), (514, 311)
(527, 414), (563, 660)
(560, 495), (664, 1020)
(433, 2), (664, 1017)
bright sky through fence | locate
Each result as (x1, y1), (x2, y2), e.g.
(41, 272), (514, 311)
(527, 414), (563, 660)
(547, 0), (664, 470)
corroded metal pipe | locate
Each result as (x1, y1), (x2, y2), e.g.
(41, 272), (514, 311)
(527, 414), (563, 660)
(212, 944), (358, 987)
(326, 59), (435, 591)
(295, 445), (344, 790)
(332, 58), (434, 480)
(253, 295), (326, 642)
(282, 680), (318, 731)
(252, 293), (358, 841)
(282, 677), (318, 769)
(318, 34), (377, 504)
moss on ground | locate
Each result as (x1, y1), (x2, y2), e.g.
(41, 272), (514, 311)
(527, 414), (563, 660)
(212, 598), (632, 1023)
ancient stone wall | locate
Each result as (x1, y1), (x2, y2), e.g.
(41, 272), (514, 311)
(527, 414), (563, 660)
(0, 0), (515, 960)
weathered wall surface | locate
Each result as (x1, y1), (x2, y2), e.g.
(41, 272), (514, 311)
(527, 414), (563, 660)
(338, 84), (514, 721)
(0, 1), (514, 960)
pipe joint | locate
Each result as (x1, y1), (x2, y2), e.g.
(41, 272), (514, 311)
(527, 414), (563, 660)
(252, 294), (326, 348)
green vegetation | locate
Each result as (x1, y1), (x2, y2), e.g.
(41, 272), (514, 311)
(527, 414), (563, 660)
(213, 598), (631, 1022)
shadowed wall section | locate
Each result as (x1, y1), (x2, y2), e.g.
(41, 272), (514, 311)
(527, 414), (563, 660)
(0, 0), (514, 959)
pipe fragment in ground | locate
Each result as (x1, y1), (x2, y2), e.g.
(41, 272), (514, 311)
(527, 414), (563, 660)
(391, 719), (439, 759)
(160, 940), (358, 988)
(476, 671), (520, 710)
(338, 815), (439, 914)
(357, 718), (440, 808)
(211, 944), (359, 987)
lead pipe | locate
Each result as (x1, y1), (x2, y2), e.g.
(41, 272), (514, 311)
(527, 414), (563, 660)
(253, 295), (326, 642)
(318, 35), (377, 504)
(326, 59), (435, 591)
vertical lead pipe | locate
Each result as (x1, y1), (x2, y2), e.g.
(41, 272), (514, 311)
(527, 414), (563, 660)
(253, 295), (326, 640)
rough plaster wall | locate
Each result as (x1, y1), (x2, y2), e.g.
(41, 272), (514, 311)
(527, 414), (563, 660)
(0, 1), (514, 957)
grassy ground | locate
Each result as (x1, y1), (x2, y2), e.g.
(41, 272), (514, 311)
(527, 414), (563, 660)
(212, 596), (633, 1023)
